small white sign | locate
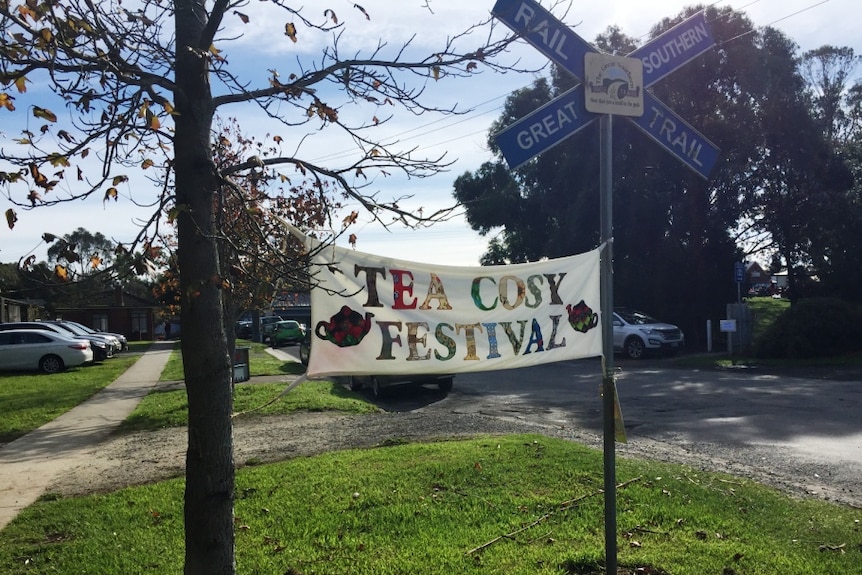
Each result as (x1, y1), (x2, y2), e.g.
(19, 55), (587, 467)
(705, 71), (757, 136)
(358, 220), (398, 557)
(585, 53), (644, 117)
(719, 319), (737, 333)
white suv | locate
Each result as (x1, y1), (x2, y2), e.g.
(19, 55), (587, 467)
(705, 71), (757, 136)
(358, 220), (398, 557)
(613, 309), (685, 359)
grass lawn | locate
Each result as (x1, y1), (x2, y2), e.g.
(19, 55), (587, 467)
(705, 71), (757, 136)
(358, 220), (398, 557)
(0, 350), (144, 444)
(1, 434), (860, 574)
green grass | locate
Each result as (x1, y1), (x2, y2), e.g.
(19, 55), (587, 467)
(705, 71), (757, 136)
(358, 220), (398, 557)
(1, 434), (859, 574)
(118, 380), (380, 432)
(158, 340), (303, 381)
(746, 296), (791, 341)
(0, 352), (143, 444)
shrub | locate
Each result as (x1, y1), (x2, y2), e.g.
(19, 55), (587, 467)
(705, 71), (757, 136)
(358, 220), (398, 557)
(754, 297), (862, 358)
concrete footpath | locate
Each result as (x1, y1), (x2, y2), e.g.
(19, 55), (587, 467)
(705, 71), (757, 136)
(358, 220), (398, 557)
(0, 340), (174, 530)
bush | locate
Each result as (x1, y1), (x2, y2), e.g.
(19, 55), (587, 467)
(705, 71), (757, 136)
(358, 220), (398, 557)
(754, 297), (862, 358)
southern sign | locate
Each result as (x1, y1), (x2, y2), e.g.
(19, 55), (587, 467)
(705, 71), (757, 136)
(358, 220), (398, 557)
(629, 10), (714, 88)
(491, 0), (720, 179)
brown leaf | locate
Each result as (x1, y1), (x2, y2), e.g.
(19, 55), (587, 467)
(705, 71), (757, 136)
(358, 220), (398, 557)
(54, 264), (68, 281)
(233, 10), (249, 24)
(285, 22), (297, 42)
(5, 208), (17, 230)
(0, 92), (15, 111)
(104, 187), (118, 202)
(353, 3), (370, 20)
(90, 255), (102, 269)
(324, 9), (338, 24)
(141, 159), (154, 169)
(14, 76), (28, 93)
(348, 233), (357, 248)
(342, 211), (359, 226)
(112, 175), (129, 186)
(432, 66), (441, 81)
(33, 106), (57, 122)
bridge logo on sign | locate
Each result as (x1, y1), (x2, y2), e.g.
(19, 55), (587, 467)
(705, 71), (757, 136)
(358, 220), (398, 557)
(585, 53), (643, 117)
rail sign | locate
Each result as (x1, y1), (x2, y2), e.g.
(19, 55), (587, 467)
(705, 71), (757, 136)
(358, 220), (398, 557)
(491, 0), (720, 179)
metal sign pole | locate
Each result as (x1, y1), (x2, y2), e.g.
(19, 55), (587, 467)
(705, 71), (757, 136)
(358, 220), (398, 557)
(599, 113), (617, 574)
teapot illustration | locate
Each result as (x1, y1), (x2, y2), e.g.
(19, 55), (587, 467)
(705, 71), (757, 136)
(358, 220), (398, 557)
(316, 305), (374, 347)
(566, 300), (599, 334)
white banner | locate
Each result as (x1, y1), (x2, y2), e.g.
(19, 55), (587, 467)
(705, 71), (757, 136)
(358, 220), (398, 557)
(296, 234), (602, 378)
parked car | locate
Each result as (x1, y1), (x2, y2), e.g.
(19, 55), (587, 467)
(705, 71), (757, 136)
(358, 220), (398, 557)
(0, 321), (113, 361)
(46, 320), (123, 353)
(0, 329), (94, 373)
(235, 320), (253, 340)
(270, 320), (305, 347)
(58, 320), (128, 351)
(298, 332), (453, 396)
(612, 308), (685, 359)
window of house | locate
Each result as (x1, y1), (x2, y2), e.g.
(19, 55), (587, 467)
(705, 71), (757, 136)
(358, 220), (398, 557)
(92, 313), (108, 332)
(131, 311), (148, 338)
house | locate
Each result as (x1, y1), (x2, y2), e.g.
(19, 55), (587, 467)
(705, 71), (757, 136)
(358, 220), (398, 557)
(1, 295), (45, 323)
(53, 286), (160, 342)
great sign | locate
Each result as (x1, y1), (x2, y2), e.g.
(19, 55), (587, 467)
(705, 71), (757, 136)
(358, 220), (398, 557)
(492, 0), (720, 179)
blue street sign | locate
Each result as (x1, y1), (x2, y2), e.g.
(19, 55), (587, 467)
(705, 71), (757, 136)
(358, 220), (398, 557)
(493, 85), (595, 170)
(628, 11), (715, 88)
(628, 91), (720, 179)
(492, 0), (594, 82)
(734, 262), (745, 283)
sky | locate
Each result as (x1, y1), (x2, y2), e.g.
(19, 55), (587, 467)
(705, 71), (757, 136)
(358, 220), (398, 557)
(1, 0), (858, 268)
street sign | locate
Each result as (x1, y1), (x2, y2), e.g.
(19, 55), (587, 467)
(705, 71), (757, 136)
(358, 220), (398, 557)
(493, 85), (593, 170)
(629, 91), (720, 179)
(492, 3), (720, 179)
(734, 261), (745, 283)
(629, 10), (715, 88)
(491, 0), (593, 81)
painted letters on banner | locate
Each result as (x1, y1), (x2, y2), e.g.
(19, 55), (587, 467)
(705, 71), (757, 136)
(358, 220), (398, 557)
(294, 233), (602, 378)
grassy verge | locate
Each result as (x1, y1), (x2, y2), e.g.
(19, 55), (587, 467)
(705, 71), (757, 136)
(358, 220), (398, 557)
(118, 380), (379, 433)
(158, 339), (304, 381)
(0, 351), (144, 444)
(2, 434), (859, 574)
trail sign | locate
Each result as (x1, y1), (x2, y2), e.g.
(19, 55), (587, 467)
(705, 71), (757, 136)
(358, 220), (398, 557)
(491, 0), (721, 178)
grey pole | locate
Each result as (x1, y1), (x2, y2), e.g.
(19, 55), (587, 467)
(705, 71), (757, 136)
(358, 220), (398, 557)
(599, 113), (617, 574)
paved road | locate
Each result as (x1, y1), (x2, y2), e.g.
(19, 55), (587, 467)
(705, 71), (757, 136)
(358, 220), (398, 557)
(357, 356), (862, 506)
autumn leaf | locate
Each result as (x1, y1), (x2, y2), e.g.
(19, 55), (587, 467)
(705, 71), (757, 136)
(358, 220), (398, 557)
(90, 255), (102, 269)
(348, 233), (357, 248)
(14, 76), (28, 93)
(432, 66), (441, 81)
(370, 148), (382, 157)
(57, 129), (75, 143)
(0, 93), (15, 111)
(48, 154), (70, 167)
(5, 208), (17, 230)
(42, 232), (57, 243)
(285, 22), (297, 42)
(29, 163), (47, 186)
(324, 9), (338, 24)
(353, 3), (370, 20)
(466, 62), (478, 72)
(233, 10), (249, 24)
(33, 106), (57, 122)
(372, 116), (379, 125)
(112, 175), (129, 186)
(54, 264), (68, 281)
(162, 101), (178, 115)
(343, 211), (359, 226)
(273, 135), (283, 143)
(141, 158), (154, 169)
(104, 187), (118, 202)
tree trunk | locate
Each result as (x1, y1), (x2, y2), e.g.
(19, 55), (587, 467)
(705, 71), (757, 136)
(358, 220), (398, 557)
(175, 1), (236, 573)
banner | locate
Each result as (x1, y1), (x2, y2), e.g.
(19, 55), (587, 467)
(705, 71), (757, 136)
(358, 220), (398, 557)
(292, 229), (602, 378)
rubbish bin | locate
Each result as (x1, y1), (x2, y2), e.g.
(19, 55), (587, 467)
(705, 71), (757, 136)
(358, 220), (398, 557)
(233, 346), (250, 383)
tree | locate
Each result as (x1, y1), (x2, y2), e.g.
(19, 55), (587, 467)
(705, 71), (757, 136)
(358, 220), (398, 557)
(0, 2), (529, 572)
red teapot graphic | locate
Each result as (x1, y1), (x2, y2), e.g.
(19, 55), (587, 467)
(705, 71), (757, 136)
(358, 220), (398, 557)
(566, 300), (599, 334)
(315, 305), (374, 347)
